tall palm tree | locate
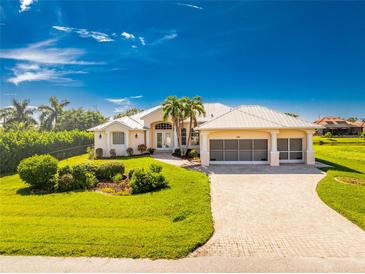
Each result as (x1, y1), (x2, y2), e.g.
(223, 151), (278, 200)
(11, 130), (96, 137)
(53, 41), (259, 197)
(2, 99), (37, 127)
(182, 96), (206, 154)
(38, 96), (70, 130)
(162, 96), (185, 150)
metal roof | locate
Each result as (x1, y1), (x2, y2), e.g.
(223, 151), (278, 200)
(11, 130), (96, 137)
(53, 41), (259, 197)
(196, 105), (321, 130)
(88, 116), (144, 131)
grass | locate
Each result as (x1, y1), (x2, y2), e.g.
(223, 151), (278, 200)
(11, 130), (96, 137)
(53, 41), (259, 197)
(313, 136), (365, 145)
(0, 155), (213, 259)
(315, 144), (365, 230)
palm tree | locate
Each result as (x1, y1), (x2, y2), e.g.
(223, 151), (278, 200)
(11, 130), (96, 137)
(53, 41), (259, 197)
(2, 99), (37, 127)
(162, 96), (185, 150)
(38, 96), (70, 130)
(182, 96), (205, 154)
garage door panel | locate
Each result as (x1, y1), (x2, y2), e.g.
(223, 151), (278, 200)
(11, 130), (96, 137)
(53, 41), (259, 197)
(225, 151), (239, 161)
(239, 140), (252, 150)
(210, 150), (223, 161)
(254, 150), (268, 161)
(239, 151), (252, 161)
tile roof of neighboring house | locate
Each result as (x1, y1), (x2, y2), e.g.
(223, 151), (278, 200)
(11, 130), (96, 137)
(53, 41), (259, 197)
(196, 105), (320, 130)
(313, 117), (359, 128)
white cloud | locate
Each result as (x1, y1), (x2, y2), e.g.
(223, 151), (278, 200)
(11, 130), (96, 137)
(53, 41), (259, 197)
(107, 96), (142, 112)
(106, 98), (128, 105)
(177, 3), (203, 10)
(0, 39), (95, 65)
(129, 95), (143, 99)
(19, 0), (36, 13)
(150, 32), (178, 46)
(131, 45), (137, 48)
(121, 32), (135, 40)
(53, 25), (114, 43)
(139, 37), (146, 46)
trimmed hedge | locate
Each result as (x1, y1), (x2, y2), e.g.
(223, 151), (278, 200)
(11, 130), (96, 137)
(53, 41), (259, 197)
(0, 130), (93, 174)
(130, 168), (168, 194)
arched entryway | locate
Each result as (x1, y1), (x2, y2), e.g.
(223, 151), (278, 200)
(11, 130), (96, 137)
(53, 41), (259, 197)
(154, 122), (173, 150)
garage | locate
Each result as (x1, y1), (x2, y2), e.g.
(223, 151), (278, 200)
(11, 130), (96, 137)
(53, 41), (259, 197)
(209, 139), (268, 164)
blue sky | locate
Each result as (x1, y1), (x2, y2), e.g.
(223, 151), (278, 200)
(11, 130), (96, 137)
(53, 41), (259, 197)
(0, 1), (364, 121)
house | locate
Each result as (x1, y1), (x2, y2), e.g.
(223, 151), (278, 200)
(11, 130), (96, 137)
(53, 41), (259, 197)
(88, 103), (320, 166)
(313, 116), (363, 136)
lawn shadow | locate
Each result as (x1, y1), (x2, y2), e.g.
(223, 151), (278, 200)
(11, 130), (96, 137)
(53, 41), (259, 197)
(316, 158), (363, 174)
(16, 187), (85, 196)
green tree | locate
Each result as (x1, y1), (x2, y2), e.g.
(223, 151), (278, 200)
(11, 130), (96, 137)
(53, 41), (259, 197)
(347, 117), (358, 122)
(162, 96), (185, 150)
(285, 112), (299, 118)
(38, 96), (70, 130)
(55, 108), (107, 131)
(0, 99), (37, 129)
(113, 108), (143, 119)
(182, 96), (205, 154)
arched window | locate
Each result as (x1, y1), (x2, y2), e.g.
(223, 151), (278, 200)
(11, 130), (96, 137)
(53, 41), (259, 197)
(155, 123), (172, 130)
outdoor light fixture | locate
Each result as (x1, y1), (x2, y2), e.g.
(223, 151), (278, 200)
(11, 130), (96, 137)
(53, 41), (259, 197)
(135, 133), (138, 139)
(99, 134), (102, 139)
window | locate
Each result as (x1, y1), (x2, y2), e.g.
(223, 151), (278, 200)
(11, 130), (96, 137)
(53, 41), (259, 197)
(155, 123), (172, 130)
(112, 132), (125, 145)
(181, 128), (186, 145)
(278, 138), (303, 160)
(191, 129), (200, 146)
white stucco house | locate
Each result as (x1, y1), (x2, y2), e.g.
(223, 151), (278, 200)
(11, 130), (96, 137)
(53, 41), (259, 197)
(88, 103), (320, 166)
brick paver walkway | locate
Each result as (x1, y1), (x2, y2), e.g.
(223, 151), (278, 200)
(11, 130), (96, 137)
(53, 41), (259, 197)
(191, 165), (365, 258)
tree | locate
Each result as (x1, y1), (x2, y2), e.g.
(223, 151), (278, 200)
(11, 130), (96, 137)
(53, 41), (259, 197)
(38, 96), (70, 130)
(113, 108), (143, 119)
(55, 108), (107, 131)
(182, 96), (205, 154)
(162, 96), (185, 150)
(0, 99), (37, 128)
(285, 112), (299, 118)
(347, 117), (358, 122)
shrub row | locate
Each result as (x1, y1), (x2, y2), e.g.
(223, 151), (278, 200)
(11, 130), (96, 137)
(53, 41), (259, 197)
(130, 165), (168, 194)
(0, 130), (93, 174)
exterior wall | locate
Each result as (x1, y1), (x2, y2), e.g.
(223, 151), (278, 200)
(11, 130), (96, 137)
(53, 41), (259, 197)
(200, 129), (315, 166)
(128, 130), (146, 154)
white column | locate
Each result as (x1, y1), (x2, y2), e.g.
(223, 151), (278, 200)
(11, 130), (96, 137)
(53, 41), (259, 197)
(145, 130), (150, 148)
(270, 130), (279, 166)
(305, 130), (315, 165)
(173, 125), (178, 150)
(124, 131), (129, 156)
(200, 131), (209, 166)
(106, 131), (110, 157)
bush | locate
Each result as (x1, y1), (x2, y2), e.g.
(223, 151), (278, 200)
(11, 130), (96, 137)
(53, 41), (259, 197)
(17, 154), (58, 190)
(58, 165), (73, 176)
(128, 169), (135, 179)
(127, 147), (134, 156)
(150, 163), (163, 173)
(95, 148), (103, 159)
(72, 162), (98, 189)
(0, 130), (93, 174)
(112, 173), (124, 183)
(324, 132), (332, 138)
(95, 162), (125, 180)
(110, 149), (116, 158)
(173, 148), (181, 157)
(137, 144), (147, 154)
(361, 132), (365, 139)
(147, 148), (155, 155)
(130, 168), (168, 194)
(85, 172), (98, 188)
(188, 149), (199, 159)
(56, 173), (74, 192)
(87, 146), (95, 160)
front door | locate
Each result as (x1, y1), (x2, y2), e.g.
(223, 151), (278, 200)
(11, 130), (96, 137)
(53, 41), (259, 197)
(156, 132), (172, 150)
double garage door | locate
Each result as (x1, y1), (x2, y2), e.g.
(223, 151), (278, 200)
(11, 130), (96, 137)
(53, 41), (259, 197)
(210, 139), (268, 163)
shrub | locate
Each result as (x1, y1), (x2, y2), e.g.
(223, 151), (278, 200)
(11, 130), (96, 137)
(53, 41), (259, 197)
(147, 148), (155, 155)
(0, 130), (93, 174)
(85, 172), (98, 188)
(128, 169), (135, 179)
(324, 132), (332, 138)
(96, 162), (125, 180)
(361, 132), (365, 139)
(188, 149), (199, 159)
(150, 163), (163, 173)
(127, 147), (134, 156)
(137, 144), (147, 154)
(112, 173), (124, 183)
(17, 154), (58, 190)
(87, 146), (95, 160)
(58, 165), (73, 176)
(110, 149), (116, 158)
(95, 148), (103, 159)
(173, 148), (181, 157)
(130, 168), (168, 194)
(72, 162), (98, 189)
(56, 173), (74, 192)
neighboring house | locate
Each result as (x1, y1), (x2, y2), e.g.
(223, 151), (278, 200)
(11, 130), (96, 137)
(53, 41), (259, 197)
(88, 103), (320, 166)
(313, 117), (363, 136)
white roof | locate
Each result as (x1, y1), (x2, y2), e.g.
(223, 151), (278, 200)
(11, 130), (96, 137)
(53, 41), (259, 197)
(88, 116), (144, 131)
(197, 103), (232, 122)
(196, 105), (320, 130)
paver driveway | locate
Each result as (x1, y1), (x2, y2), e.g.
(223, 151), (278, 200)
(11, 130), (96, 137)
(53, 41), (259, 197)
(191, 165), (365, 258)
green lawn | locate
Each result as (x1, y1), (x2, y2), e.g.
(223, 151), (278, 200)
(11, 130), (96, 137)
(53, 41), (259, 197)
(313, 136), (365, 145)
(0, 155), (213, 259)
(315, 144), (365, 230)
